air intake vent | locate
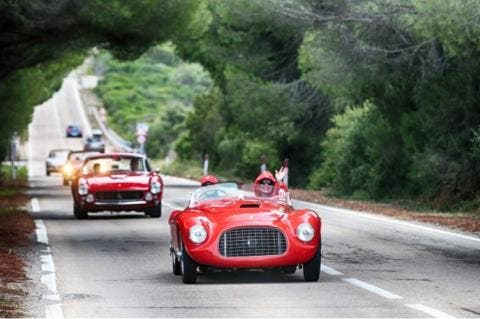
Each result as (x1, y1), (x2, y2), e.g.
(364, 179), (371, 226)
(240, 203), (260, 208)
(219, 227), (287, 257)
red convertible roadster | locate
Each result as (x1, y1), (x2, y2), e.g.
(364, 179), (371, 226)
(169, 182), (322, 283)
(71, 153), (163, 219)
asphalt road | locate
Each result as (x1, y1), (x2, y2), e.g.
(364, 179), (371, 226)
(26, 72), (480, 318)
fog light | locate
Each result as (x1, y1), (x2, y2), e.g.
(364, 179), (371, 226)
(86, 193), (94, 203)
(145, 192), (153, 201)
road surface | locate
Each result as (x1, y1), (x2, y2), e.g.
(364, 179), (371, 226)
(26, 73), (480, 318)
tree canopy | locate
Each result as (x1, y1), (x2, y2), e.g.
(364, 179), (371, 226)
(3, 0), (480, 209)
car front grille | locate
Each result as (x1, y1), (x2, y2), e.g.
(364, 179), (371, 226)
(95, 191), (144, 201)
(219, 227), (287, 257)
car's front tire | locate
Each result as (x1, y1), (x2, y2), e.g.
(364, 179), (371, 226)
(171, 251), (181, 275)
(303, 241), (321, 282)
(181, 246), (197, 284)
(73, 203), (88, 219)
(146, 202), (161, 218)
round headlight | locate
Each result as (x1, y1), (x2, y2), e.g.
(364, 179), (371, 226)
(150, 180), (162, 194)
(78, 178), (88, 195)
(189, 225), (207, 244)
(297, 223), (315, 242)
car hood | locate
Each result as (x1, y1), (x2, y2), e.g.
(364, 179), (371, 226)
(193, 200), (288, 224)
(86, 173), (150, 191)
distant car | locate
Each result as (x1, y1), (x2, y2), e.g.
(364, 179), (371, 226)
(45, 149), (69, 176)
(84, 129), (105, 153)
(169, 182), (322, 283)
(61, 150), (100, 185)
(66, 125), (83, 138)
(70, 153), (163, 219)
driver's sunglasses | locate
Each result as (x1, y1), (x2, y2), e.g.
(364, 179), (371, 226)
(260, 180), (274, 186)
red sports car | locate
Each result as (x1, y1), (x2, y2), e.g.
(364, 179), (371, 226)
(71, 153), (163, 219)
(169, 182), (322, 283)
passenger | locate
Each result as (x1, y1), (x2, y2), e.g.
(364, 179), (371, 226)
(200, 175), (218, 187)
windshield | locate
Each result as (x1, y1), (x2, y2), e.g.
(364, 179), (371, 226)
(188, 182), (291, 207)
(189, 183), (240, 207)
(83, 156), (146, 174)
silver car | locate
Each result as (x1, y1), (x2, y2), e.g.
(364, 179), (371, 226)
(46, 149), (69, 176)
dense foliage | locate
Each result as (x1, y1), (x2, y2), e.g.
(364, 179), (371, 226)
(94, 44), (212, 158)
(4, 0), (480, 209)
(0, 0), (201, 160)
(173, 0), (480, 209)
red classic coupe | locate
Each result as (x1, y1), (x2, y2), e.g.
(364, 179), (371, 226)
(169, 182), (322, 283)
(71, 153), (163, 219)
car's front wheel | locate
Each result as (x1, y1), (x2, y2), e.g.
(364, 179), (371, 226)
(181, 246), (197, 284)
(303, 241), (321, 282)
(146, 202), (161, 218)
(73, 203), (88, 219)
(171, 251), (181, 275)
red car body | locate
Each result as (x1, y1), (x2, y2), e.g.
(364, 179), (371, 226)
(169, 182), (322, 283)
(71, 153), (163, 219)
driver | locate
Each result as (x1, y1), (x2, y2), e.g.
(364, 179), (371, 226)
(93, 163), (101, 175)
(254, 170), (288, 197)
(130, 158), (140, 171)
(200, 175), (218, 186)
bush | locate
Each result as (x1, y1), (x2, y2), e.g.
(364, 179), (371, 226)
(310, 101), (408, 199)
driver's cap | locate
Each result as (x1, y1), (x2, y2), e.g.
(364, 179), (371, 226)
(201, 175), (218, 186)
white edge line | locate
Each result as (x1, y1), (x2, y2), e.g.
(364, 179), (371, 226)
(321, 264), (343, 276)
(295, 200), (480, 244)
(34, 219), (49, 245)
(343, 278), (402, 300)
(35, 216), (64, 319)
(406, 304), (456, 319)
(45, 304), (64, 319)
(31, 198), (40, 213)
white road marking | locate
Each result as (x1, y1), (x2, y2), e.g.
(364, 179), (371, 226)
(343, 278), (403, 300)
(45, 304), (64, 319)
(406, 303), (456, 318)
(40, 254), (56, 273)
(35, 219), (49, 245)
(34, 204), (64, 319)
(321, 264), (343, 275)
(311, 203), (480, 244)
(31, 197), (40, 213)
(41, 273), (58, 294)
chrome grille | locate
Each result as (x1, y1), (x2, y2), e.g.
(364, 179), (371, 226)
(219, 227), (287, 257)
(95, 191), (144, 201)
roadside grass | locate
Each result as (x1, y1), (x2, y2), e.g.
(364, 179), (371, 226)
(0, 164), (33, 318)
